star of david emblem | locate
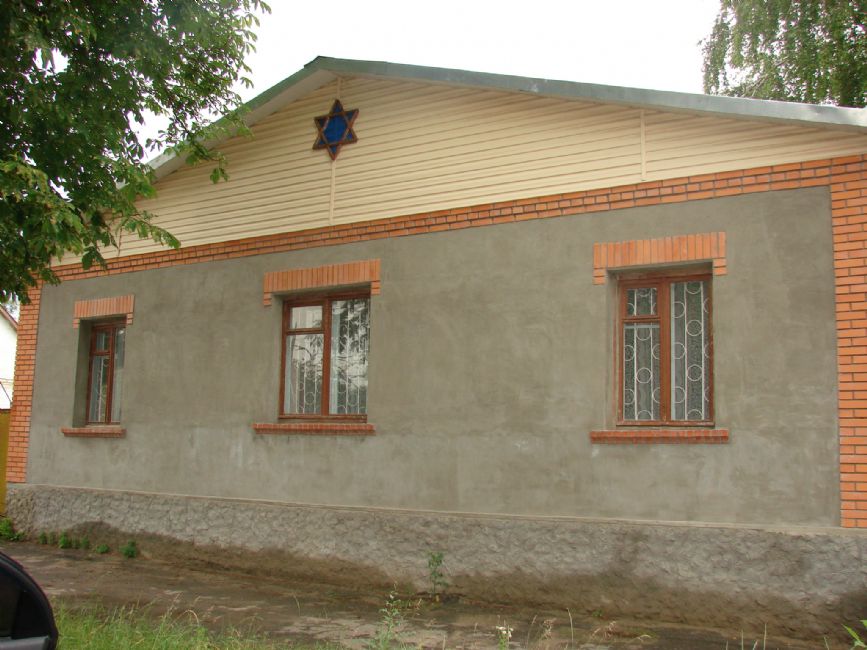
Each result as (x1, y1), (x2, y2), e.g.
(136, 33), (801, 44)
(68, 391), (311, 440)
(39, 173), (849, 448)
(313, 99), (359, 160)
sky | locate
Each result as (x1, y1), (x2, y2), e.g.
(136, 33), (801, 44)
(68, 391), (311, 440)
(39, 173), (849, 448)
(241, 0), (722, 100)
(137, 0), (723, 159)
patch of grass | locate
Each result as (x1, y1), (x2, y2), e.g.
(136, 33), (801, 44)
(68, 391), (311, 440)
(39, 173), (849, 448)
(0, 517), (24, 541)
(55, 604), (343, 650)
(95, 543), (110, 555)
(120, 540), (138, 559)
(58, 532), (72, 549)
(38, 531), (49, 545)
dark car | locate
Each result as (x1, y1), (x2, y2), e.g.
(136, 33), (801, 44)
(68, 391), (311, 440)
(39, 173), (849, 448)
(0, 551), (58, 649)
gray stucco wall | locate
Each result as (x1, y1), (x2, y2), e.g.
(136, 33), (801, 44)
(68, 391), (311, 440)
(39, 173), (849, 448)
(25, 187), (839, 526)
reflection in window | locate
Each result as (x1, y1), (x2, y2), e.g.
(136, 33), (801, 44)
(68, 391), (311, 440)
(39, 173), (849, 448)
(282, 295), (369, 417)
(87, 323), (125, 424)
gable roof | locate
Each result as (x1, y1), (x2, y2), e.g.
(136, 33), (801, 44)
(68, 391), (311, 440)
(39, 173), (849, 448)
(148, 56), (867, 182)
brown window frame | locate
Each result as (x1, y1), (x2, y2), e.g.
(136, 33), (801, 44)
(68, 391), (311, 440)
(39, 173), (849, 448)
(85, 320), (125, 425)
(280, 290), (370, 421)
(617, 271), (714, 427)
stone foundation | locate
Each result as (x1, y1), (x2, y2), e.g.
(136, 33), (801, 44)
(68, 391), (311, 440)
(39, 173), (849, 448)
(7, 483), (867, 637)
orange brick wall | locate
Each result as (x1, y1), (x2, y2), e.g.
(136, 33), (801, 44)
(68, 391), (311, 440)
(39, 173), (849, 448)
(7, 285), (40, 484)
(6, 154), (867, 527)
(831, 158), (867, 528)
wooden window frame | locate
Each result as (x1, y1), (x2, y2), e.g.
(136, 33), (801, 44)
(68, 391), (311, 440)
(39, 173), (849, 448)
(85, 320), (125, 425)
(617, 271), (714, 427)
(279, 289), (370, 421)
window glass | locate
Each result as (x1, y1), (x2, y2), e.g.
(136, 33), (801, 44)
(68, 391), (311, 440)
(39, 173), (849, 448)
(620, 276), (712, 424)
(86, 322), (125, 424)
(290, 305), (322, 329)
(627, 287), (657, 316)
(282, 294), (370, 417)
(284, 333), (324, 414)
(93, 329), (111, 352)
(670, 280), (710, 421)
(329, 299), (369, 415)
(110, 327), (125, 423)
(623, 323), (660, 421)
(88, 356), (109, 423)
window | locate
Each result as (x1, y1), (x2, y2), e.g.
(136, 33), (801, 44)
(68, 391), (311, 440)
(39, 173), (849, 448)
(86, 322), (125, 424)
(281, 292), (370, 418)
(619, 274), (712, 425)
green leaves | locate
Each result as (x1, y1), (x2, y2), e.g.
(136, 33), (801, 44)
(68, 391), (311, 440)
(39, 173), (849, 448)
(0, 0), (270, 303)
(844, 619), (867, 648)
(701, 0), (866, 107)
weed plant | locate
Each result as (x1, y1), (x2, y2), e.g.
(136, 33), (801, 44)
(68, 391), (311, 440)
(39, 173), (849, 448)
(845, 619), (867, 648)
(0, 517), (23, 541)
(55, 604), (343, 649)
(427, 551), (448, 598)
(120, 540), (138, 558)
(366, 590), (418, 650)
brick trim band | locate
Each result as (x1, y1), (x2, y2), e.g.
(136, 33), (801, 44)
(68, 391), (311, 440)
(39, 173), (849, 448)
(590, 429), (729, 444)
(7, 154), (867, 529)
(72, 295), (135, 328)
(61, 427), (125, 438)
(252, 422), (375, 436)
(263, 259), (381, 307)
(592, 232), (726, 284)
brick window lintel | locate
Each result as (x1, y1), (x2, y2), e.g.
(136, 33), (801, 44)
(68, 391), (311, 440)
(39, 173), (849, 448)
(263, 260), (380, 306)
(72, 295), (135, 328)
(593, 233), (727, 285)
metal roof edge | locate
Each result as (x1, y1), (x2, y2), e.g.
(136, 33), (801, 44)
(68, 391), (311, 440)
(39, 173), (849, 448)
(313, 56), (866, 130)
(146, 56), (867, 180)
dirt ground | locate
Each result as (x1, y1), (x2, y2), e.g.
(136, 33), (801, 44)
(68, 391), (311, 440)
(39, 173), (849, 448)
(0, 541), (836, 649)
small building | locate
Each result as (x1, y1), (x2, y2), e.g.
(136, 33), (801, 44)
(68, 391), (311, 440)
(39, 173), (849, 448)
(6, 58), (867, 635)
(0, 305), (16, 410)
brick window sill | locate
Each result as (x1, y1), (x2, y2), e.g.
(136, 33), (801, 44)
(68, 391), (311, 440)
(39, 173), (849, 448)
(590, 429), (729, 444)
(252, 422), (375, 436)
(61, 426), (126, 438)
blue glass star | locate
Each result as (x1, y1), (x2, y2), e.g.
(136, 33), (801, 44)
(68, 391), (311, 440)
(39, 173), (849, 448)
(313, 100), (359, 160)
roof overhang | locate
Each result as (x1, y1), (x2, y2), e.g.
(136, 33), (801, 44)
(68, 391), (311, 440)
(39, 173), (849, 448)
(0, 305), (17, 332)
(149, 56), (867, 181)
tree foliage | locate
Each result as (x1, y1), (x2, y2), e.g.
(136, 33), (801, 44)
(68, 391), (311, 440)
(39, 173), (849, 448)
(702, 0), (866, 107)
(0, 0), (270, 303)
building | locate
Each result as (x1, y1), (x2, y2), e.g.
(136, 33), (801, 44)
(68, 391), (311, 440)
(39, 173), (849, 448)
(6, 58), (867, 634)
(0, 305), (16, 410)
